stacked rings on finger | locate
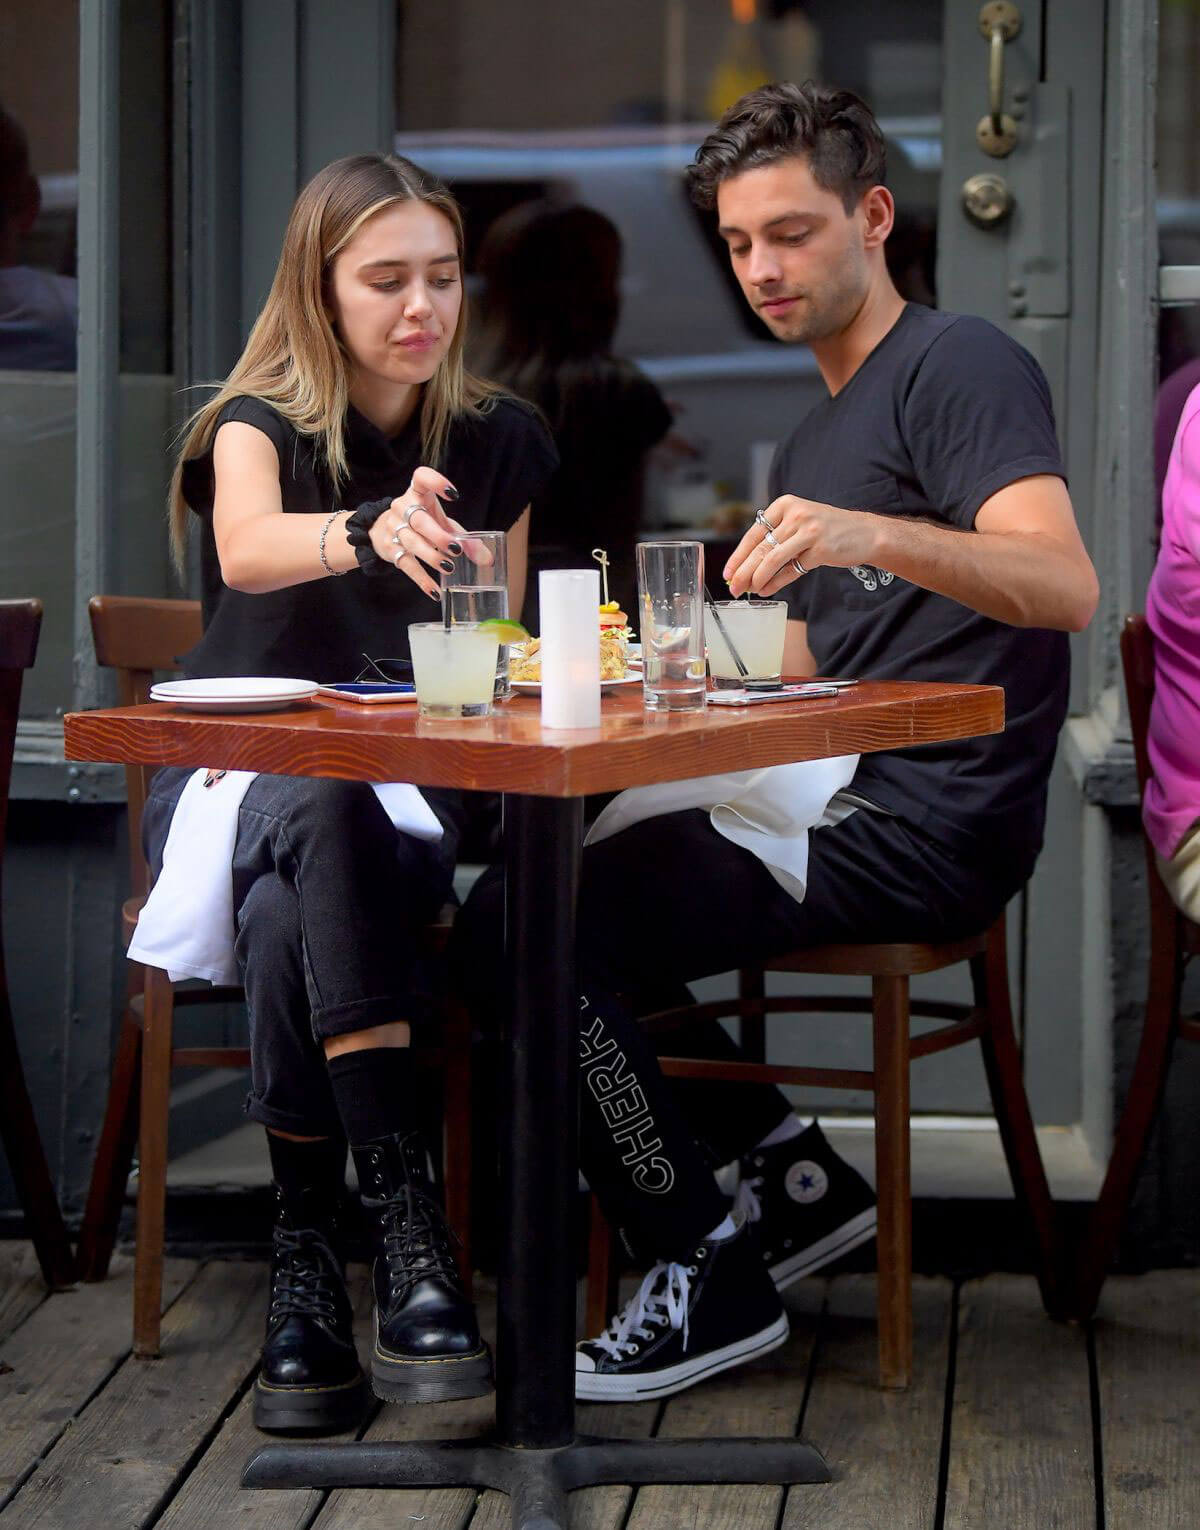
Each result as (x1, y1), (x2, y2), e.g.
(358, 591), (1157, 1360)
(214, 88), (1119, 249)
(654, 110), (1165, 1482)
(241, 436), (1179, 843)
(792, 559), (807, 576)
(399, 502), (421, 530)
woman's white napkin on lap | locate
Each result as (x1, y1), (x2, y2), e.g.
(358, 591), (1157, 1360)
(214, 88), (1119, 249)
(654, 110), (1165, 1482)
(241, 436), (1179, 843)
(584, 756), (859, 903)
(129, 772), (444, 985)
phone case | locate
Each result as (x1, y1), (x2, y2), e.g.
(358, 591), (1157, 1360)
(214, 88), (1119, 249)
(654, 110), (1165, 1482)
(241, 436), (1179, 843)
(316, 683), (418, 704)
(707, 683), (841, 707)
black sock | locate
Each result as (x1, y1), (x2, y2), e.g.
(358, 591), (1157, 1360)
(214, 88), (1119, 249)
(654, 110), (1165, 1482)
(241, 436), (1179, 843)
(326, 1046), (417, 1147)
(266, 1130), (347, 1203)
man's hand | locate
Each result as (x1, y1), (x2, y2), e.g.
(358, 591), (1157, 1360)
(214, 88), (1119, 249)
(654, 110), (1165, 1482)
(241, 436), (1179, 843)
(724, 496), (885, 596)
(722, 475), (1099, 633)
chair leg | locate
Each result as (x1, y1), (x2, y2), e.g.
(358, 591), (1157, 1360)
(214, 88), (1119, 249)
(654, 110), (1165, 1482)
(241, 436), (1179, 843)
(133, 966), (174, 1358)
(972, 924), (1066, 1320)
(585, 1194), (618, 1339)
(76, 991), (144, 1281)
(738, 966), (767, 1063)
(872, 973), (912, 1390)
(1071, 922), (1183, 1319)
(441, 999), (474, 1293)
(0, 985), (76, 1289)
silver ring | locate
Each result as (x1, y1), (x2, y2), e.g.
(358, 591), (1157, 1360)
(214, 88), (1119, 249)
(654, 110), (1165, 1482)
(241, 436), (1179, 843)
(394, 549), (407, 566)
(391, 529), (404, 545)
(762, 528), (780, 550)
(400, 501), (422, 530)
(755, 507), (778, 532)
(791, 558), (807, 576)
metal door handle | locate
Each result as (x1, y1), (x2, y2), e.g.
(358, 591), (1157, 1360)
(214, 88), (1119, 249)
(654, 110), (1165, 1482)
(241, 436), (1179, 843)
(976, 2), (1022, 158)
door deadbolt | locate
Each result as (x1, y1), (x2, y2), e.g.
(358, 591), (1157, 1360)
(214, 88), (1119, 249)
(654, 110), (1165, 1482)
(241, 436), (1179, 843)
(962, 173), (1014, 228)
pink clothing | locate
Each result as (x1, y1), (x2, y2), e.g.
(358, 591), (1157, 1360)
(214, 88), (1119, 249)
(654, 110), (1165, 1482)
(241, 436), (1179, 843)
(1145, 383), (1200, 859)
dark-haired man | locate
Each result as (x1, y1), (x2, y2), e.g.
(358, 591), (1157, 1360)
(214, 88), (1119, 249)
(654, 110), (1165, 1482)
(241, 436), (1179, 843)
(457, 81), (1098, 1405)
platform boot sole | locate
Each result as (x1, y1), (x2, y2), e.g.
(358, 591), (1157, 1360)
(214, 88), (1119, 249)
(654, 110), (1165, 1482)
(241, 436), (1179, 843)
(252, 1369), (369, 1434)
(371, 1322), (495, 1403)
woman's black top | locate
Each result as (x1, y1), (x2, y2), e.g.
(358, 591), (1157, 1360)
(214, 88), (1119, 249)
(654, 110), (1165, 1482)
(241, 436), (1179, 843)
(179, 393), (557, 680)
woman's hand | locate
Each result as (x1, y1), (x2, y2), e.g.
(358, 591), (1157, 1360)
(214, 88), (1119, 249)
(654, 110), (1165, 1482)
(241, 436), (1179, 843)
(724, 495), (884, 597)
(368, 466), (475, 597)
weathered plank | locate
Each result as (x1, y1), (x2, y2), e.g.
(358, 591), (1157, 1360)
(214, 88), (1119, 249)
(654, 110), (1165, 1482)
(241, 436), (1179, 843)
(312, 1282), (500, 1530)
(781, 1275), (952, 1529)
(623, 1280), (819, 1530)
(155, 1267), (373, 1530)
(0, 1259), (261, 1528)
(1096, 1270), (1200, 1529)
(0, 1245), (49, 1344)
(0, 1253), (197, 1508)
(944, 1275), (1095, 1530)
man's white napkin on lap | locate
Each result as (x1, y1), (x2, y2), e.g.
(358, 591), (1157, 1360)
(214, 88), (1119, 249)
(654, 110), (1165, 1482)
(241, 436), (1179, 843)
(128, 771), (444, 985)
(584, 757), (860, 903)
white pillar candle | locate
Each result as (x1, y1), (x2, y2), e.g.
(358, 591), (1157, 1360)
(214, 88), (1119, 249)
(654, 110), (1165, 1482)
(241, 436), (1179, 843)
(539, 569), (601, 730)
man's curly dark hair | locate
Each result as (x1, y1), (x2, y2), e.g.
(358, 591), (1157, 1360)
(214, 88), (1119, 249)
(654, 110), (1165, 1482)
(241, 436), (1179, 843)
(686, 81), (887, 215)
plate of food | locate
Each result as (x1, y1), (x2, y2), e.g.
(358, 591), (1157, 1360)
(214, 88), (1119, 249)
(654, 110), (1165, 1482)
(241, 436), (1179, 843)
(509, 599), (640, 692)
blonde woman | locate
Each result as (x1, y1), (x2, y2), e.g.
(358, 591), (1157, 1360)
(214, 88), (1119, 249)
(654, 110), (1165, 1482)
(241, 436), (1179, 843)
(144, 153), (556, 1434)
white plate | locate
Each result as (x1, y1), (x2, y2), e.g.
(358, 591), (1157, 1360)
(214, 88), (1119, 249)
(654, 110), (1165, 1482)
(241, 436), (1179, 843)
(511, 675), (642, 695)
(149, 677), (320, 713)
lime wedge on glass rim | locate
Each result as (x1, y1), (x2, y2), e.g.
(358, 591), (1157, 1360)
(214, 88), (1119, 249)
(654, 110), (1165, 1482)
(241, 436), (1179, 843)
(476, 617), (530, 645)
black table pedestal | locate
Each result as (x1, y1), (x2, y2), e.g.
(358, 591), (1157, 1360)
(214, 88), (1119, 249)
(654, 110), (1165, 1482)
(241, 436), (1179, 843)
(243, 794), (830, 1528)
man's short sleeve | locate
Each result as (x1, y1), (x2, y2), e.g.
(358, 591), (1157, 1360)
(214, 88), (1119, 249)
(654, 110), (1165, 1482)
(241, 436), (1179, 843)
(904, 318), (1066, 529)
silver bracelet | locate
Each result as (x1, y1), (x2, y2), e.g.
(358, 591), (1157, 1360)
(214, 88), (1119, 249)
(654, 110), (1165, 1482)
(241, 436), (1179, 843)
(319, 509), (349, 576)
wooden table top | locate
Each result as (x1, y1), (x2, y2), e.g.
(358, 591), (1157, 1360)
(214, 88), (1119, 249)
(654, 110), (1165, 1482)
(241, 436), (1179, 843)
(64, 680), (1003, 798)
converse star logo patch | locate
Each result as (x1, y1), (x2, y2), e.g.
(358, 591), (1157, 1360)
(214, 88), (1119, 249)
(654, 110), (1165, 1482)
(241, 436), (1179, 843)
(784, 1160), (828, 1204)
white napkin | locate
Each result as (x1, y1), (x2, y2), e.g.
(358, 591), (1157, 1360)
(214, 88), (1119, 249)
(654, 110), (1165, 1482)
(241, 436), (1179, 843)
(128, 772), (444, 985)
(584, 756), (859, 903)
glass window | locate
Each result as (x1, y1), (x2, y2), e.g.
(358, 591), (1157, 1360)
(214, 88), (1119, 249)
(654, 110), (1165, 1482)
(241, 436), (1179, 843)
(395, 0), (941, 526)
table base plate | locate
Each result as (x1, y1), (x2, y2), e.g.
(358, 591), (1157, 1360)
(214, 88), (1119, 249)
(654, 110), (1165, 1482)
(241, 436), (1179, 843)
(243, 1434), (831, 1529)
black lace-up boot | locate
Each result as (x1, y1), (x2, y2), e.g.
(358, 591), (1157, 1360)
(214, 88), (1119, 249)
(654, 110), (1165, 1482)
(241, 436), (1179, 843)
(252, 1182), (367, 1433)
(351, 1131), (492, 1403)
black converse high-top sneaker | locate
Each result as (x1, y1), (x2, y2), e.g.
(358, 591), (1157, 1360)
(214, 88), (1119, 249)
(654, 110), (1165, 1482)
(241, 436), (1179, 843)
(735, 1120), (877, 1291)
(253, 1182), (367, 1434)
(575, 1216), (787, 1403)
(352, 1131), (492, 1404)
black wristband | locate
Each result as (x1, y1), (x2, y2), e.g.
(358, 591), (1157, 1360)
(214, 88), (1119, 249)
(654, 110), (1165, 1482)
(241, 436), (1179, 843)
(343, 497), (394, 576)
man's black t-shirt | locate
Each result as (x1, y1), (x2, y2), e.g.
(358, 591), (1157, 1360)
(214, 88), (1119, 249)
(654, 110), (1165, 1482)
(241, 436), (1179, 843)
(771, 303), (1069, 876)
(180, 394), (558, 681)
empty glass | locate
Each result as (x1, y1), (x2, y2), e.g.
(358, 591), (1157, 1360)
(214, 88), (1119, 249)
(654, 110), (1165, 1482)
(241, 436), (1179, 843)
(635, 540), (706, 713)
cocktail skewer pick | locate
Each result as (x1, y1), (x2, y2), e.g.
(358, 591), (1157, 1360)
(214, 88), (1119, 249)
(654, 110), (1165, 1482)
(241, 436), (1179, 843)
(591, 547), (611, 607)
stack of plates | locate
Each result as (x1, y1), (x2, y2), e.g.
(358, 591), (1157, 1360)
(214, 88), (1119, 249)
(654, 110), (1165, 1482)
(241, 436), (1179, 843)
(148, 678), (319, 713)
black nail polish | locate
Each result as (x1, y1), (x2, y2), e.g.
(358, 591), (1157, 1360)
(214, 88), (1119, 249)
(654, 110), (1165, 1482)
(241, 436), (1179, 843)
(444, 485), (460, 502)
(428, 588), (441, 601)
(447, 541), (463, 555)
(440, 559), (455, 573)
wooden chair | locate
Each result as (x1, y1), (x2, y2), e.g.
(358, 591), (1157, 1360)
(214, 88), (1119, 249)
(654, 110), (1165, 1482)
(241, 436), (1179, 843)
(585, 915), (1066, 1390)
(75, 595), (473, 1356)
(1071, 614), (1200, 1318)
(0, 600), (77, 1289)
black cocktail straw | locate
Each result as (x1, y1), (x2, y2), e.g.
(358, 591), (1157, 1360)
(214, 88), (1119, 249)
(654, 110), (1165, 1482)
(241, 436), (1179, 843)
(703, 581), (748, 679)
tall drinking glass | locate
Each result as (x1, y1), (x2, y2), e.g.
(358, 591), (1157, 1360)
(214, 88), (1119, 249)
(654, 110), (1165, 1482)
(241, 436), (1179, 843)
(440, 529), (511, 700)
(636, 540), (706, 713)
(408, 622), (500, 720)
(706, 599), (788, 688)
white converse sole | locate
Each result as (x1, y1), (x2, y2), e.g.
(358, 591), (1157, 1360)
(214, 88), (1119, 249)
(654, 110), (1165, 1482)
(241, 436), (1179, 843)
(768, 1207), (877, 1292)
(575, 1312), (789, 1403)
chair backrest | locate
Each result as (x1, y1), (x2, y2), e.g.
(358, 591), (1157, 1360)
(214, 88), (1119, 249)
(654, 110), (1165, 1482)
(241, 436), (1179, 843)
(88, 595), (202, 900)
(0, 599), (43, 864)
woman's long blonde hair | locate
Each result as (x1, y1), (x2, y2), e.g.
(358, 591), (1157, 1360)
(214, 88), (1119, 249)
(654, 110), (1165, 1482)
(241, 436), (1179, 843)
(169, 152), (497, 570)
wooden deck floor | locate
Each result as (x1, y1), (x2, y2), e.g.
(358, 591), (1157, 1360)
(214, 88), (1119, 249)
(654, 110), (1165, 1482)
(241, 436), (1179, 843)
(0, 1243), (1196, 1529)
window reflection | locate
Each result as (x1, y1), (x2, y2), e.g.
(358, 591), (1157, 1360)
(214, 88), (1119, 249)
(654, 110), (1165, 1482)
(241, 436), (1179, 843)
(395, 0), (941, 525)
(0, 91), (77, 372)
